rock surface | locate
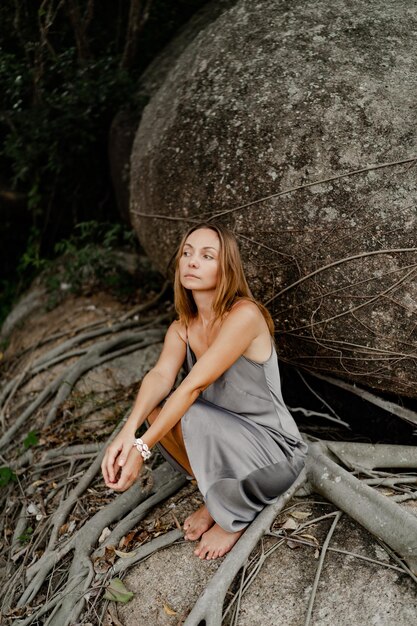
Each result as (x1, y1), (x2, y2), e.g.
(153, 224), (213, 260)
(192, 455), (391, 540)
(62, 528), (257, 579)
(116, 494), (417, 625)
(130, 0), (417, 396)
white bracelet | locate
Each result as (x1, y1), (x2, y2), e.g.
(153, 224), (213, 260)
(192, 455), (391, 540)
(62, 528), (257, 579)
(133, 437), (151, 460)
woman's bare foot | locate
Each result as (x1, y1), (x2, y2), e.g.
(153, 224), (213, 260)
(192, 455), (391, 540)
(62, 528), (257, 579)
(194, 523), (245, 560)
(183, 504), (215, 541)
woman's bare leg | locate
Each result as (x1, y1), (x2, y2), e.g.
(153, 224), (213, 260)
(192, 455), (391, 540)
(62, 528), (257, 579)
(146, 406), (194, 477)
(146, 407), (214, 540)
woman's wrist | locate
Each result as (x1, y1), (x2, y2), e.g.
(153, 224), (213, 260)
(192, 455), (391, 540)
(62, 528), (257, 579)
(123, 412), (143, 434)
(132, 437), (152, 460)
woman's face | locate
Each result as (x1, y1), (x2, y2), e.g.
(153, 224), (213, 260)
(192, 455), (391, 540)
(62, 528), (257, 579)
(179, 228), (220, 292)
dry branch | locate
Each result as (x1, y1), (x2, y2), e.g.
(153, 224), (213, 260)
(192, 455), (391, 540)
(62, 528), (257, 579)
(304, 510), (343, 626)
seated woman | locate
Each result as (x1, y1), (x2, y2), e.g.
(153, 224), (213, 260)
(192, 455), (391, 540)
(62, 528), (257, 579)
(101, 222), (307, 561)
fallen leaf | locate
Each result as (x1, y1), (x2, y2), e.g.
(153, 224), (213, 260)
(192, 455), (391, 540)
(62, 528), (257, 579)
(99, 526), (112, 543)
(104, 578), (134, 603)
(31, 480), (45, 488)
(290, 511), (311, 520)
(300, 533), (319, 546)
(163, 603), (177, 616)
(281, 517), (298, 530)
(314, 548), (320, 559)
(114, 548), (138, 558)
(119, 531), (136, 549)
(287, 539), (302, 549)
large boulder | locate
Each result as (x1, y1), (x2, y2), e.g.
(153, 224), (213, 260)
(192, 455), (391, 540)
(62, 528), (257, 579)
(130, 0), (417, 397)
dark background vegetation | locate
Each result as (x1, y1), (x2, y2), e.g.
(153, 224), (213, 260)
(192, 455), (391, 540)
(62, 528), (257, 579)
(0, 0), (209, 326)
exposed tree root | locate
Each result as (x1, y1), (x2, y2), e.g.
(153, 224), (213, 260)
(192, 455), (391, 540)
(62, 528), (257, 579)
(44, 329), (165, 426)
(306, 441), (417, 573)
(309, 371), (417, 426)
(183, 469), (308, 626)
(45, 466), (187, 626)
(324, 441), (417, 470)
(1, 300), (416, 626)
(0, 327), (166, 452)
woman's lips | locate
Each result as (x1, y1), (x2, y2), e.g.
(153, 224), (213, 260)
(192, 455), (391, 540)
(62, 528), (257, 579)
(184, 274), (200, 279)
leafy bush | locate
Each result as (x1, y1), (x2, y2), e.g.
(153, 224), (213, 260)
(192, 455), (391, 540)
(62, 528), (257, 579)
(0, 0), (209, 326)
(42, 221), (143, 306)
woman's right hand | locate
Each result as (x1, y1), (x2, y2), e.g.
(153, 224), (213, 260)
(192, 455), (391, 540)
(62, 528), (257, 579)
(101, 423), (137, 487)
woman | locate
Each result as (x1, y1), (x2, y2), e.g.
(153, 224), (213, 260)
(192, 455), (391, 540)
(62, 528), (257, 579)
(101, 223), (307, 561)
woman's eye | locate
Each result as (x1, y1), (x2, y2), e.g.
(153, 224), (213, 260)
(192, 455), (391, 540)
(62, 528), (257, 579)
(204, 255), (213, 260)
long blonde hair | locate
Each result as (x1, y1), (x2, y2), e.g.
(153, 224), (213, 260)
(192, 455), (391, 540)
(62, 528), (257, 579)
(173, 222), (275, 335)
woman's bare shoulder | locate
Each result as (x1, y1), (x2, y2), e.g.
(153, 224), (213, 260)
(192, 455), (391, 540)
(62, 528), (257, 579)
(167, 319), (187, 344)
(228, 298), (263, 321)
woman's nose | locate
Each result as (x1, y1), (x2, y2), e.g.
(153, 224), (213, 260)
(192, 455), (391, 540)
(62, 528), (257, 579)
(189, 256), (199, 267)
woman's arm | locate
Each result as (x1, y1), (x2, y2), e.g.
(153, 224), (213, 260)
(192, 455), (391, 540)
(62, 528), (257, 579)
(141, 302), (263, 451)
(101, 320), (186, 485)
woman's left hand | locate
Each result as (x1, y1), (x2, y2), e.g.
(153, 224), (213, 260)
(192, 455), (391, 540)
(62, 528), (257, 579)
(104, 447), (144, 491)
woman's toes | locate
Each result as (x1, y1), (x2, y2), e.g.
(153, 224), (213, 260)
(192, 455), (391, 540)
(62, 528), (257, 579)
(199, 545), (209, 559)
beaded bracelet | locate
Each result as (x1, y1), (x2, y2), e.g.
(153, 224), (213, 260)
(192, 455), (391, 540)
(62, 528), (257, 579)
(133, 437), (151, 460)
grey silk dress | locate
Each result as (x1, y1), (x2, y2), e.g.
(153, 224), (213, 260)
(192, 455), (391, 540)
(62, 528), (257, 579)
(153, 334), (308, 533)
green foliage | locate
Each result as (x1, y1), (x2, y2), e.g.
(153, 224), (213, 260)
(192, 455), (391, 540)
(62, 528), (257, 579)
(0, 0), (209, 327)
(1, 48), (143, 218)
(38, 220), (141, 309)
(0, 466), (17, 488)
(17, 227), (49, 274)
(23, 431), (39, 449)
(104, 577), (134, 603)
(0, 219), (161, 330)
(0, 0), (209, 244)
(18, 527), (33, 544)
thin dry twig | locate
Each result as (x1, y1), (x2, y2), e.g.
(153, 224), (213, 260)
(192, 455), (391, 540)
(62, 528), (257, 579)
(304, 511), (343, 626)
